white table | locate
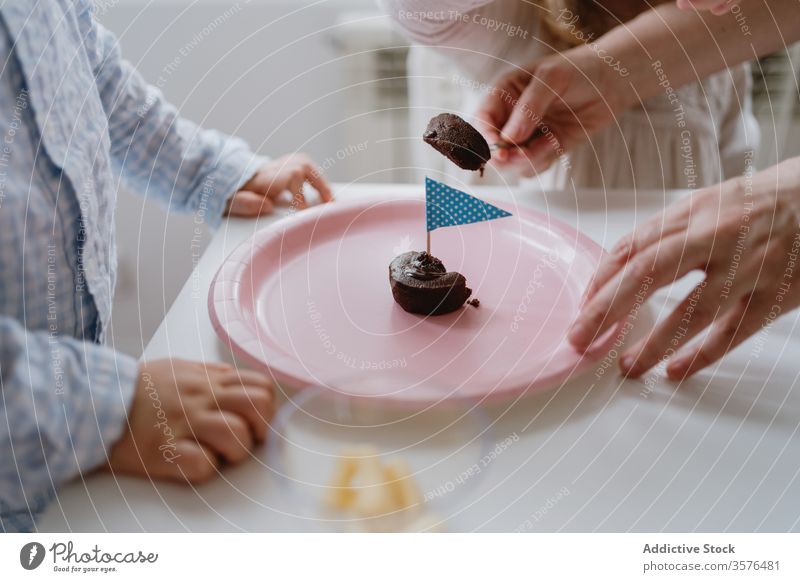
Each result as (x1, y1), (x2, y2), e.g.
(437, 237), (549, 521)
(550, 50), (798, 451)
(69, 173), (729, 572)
(41, 184), (800, 532)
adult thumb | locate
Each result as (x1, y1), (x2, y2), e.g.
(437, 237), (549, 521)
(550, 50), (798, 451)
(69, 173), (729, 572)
(500, 75), (557, 145)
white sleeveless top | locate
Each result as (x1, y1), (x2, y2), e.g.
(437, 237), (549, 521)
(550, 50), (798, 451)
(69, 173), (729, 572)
(384, 0), (759, 190)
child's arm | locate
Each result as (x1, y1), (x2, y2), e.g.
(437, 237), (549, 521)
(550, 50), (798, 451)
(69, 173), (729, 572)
(0, 317), (139, 532)
(0, 316), (277, 532)
(85, 7), (306, 227)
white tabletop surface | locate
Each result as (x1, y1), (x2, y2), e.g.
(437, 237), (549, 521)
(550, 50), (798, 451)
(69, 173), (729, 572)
(41, 183), (800, 532)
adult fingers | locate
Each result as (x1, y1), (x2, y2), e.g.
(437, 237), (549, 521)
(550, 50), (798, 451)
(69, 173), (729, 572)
(192, 410), (254, 464)
(584, 199), (694, 301)
(619, 280), (730, 377)
(476, 83), (516, 160)
(501, 75), (558, 146)
(498, 130), (562, 174)
(710, 0), (736, 15)
(476, 107), (504, 156)
(569, 231), (707, 350)
(666, 292), (767, 379)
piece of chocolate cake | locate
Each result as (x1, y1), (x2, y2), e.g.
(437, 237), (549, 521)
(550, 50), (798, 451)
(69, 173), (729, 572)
(423, 113), (491, 176)
(389, 251), (472, 316)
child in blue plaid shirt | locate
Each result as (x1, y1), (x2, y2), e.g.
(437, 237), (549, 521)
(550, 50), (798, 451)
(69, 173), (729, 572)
(0, 0), (332, 532)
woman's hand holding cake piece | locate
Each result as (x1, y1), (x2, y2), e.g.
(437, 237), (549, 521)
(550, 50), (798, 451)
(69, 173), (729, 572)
(474, 50), (623, 176)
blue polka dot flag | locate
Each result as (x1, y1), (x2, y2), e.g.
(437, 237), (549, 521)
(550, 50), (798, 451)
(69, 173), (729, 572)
(426, 177), (512, 232)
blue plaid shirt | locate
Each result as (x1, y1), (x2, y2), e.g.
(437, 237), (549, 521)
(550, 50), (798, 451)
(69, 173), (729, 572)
(0, 0), (265, 532)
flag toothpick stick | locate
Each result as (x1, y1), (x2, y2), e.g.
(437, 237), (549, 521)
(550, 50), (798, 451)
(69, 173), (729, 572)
(424, 177), (512, 253)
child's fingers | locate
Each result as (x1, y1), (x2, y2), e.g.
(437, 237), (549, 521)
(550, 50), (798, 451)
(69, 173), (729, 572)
(288, 175), (308, 209)
(213, 386), (273, 442)
(193, 410), (254, 464)
(228, 191), (274, 216)
(204, 361), (234, 373)
(170, 440), (221, 484)
(305, 165), (334, 202)
(218, 368), (273, 389)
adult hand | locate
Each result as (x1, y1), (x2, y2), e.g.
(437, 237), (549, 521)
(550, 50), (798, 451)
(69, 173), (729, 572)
(109, 359), (274, 483)
(475, 48), (629, 175)
(226, 153), (333, 217)
(677, 0), (741, 16)
(568, 157), (800, 379)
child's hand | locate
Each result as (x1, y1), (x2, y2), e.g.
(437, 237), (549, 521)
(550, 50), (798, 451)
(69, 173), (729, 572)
(225, 153), (333, 217)
(108, 359), (274, 484)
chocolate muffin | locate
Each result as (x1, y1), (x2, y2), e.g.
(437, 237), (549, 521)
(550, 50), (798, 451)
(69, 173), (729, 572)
(389, 251), (472, 316)
(423, 113), (491, 176)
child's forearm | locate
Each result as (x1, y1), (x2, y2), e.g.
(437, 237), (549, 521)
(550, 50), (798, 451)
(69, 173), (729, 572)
(593, 0), (800, 111)
(91, 21), (264, 229)
(0, 317), (138, 532)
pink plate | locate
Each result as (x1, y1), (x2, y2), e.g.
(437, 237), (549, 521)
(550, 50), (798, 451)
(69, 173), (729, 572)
(209, 193), (617, 403)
